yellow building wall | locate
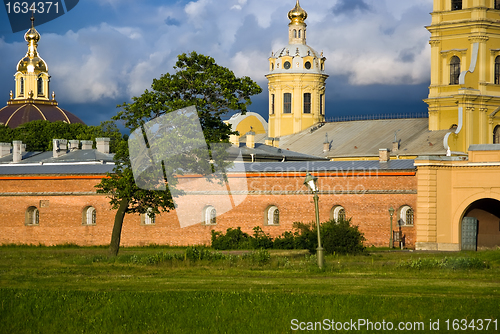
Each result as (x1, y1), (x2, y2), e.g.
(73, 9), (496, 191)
(267, 73), (327, 137)
(416, 156), (500, 250)
(425, 0), (500, 152)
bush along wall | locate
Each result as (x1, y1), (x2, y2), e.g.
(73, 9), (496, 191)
(211, 218), (366, 255)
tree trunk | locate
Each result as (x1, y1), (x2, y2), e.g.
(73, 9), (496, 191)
(108, 198), (129, 257)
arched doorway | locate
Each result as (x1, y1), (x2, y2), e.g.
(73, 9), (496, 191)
(461, 198), (500, 250)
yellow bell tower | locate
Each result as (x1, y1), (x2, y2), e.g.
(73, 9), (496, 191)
(266, 0), (328, 138)
(425, 0), (500, 152)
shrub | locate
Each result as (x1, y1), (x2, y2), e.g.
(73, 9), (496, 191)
(291, 218), (365, 255)
(211, 227), (251, 250)
(251, 226), (274, 249)
(321, 218), (366, 255)
(273, 231), (295, 250)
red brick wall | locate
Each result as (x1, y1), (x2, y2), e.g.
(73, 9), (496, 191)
(0, 171), (417, 248)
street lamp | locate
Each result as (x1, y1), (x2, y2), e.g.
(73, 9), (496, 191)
(304, 172), (324, 268)
(389, 206), (395, 249)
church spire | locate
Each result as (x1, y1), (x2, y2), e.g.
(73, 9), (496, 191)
(288, 0), (307, 44)
(14, 16), (50, 100)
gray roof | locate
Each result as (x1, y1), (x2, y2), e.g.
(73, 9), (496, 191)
(276, 118), (450, 159)
(0, 163), (115, 175)
(0, 149), (115, 175)
(235, 159), (415, 173)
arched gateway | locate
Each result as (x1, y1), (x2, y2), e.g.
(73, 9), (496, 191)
(461, 198), (500, 250)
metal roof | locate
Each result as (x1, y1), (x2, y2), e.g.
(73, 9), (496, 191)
(277, 118), (450, 158)
(234, 159), (415, 173)
(0, 163), (114, 175)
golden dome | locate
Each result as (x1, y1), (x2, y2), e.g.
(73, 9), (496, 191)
(16, 17), (48, 74)
(24, 17), (40, 43)
(288, 0), (307, 24)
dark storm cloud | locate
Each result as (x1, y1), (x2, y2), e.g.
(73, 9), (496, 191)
(333, 0), (370, 14)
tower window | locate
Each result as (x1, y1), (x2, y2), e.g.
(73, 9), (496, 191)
(494, 125), (500, 144)
(284, 61), (291, 70)
(283, 93), (292, 113)
(496, 0), (500, 9)
(320, 94), (324, 115)
(298, 30), (301, 38)
(37, 77), (43, 96)
(450, 56), (461, 85)
(451, 0), (462, 10)
(304, 61), (311, 70)
(495, 56), (500, 84)
(293, 29), (297, 38)
(271, 94), (275, 114)
(303, 93), (311, 114)
(20, 77), (24, 96)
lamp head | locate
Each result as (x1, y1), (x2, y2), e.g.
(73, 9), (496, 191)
(304, 172), (318, 193)
(389, 206), (395, 216)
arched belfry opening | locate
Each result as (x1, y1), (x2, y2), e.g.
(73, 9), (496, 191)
(461, 198), (500, 250)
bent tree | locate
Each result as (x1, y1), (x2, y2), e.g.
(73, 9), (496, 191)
(96, 51), (262, 256)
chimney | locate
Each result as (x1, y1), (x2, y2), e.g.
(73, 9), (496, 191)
(323, 133), (330, 152)
(69, 140), (80, 151)
(81, 140), (93, 150)
(21, 144), (26, 154)
(96, 138), (110, 154)
(392, 141), (399, 152)
(13, 141), (22, 163)
(0, 143), (11, 158)
(379, 148), (390, 163)
(246, 131), (255, 149)
(53, 139), (68, 158)
(229, 134), (240, 147)
(265, 137), (273, 146)
(273, 137), (280, 148)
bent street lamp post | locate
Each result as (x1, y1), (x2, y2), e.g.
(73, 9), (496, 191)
(304, 172), (324, 269)
(389, 206), (395, 249)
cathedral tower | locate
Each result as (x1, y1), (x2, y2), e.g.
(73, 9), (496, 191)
(0, 17), (85, 128)
(266, 0), (328, 138)
(425, 0), (500, 152)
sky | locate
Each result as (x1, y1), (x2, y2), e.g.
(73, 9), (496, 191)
(0, 0), (434, 128)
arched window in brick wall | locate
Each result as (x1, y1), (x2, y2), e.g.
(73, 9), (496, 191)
(82, 206), (96, 225)
(203, 206), (217, 225)
(265, 205), (280, 225)
(399, 206), (414, 226)
(141, 208), (156, 225)
(331, 205), (346, 222)
(25, 206), (39, 226)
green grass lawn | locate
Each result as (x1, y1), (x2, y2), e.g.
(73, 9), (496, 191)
(0, 245), (499, 333)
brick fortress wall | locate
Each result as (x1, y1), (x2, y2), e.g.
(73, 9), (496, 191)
(0, 169), (417, 248)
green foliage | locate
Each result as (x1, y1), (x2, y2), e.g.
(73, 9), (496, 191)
(211, 227), (251, 250)
(0, 120), (122, 152)
(321, 218), (366, 255)
(251, 226), (274, 249)
(398, 257), (490, 270)
(272, 231), (295, 249)
(97, 52), (262, 256)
